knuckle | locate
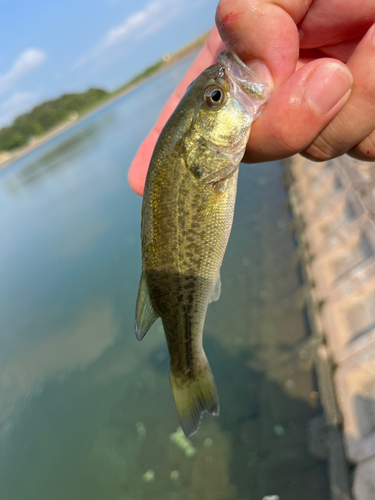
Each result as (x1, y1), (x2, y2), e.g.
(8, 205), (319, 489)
(300, 149), (332, 163)
(348, 130), (375, 161)
(302, 128), (345, 162)
(302, 143), (336, 162)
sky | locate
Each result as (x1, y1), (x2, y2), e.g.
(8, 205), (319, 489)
(0, 0), (218, 127)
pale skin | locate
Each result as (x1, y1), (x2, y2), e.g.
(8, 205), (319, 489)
(129, 0), (375, 196)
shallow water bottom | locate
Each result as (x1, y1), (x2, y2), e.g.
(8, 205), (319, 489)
(0, 53), (330, 500)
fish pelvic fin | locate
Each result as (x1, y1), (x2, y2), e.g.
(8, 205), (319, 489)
(170, 359), (219, 438)
(208, 272), (221, 304)
(135, 272), (159, 341)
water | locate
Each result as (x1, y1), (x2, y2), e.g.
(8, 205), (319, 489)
(0, 54), (330, 499)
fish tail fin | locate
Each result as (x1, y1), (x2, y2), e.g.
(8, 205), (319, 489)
(170, 358), (219, 437)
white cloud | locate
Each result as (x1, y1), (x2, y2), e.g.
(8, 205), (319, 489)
(104, 2), (160, 47)
(0, 48), (46, 96)
(73, 0), (184, 68)
(72, 55), (89, 70)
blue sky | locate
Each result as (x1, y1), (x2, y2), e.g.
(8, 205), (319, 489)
(0, 0), (218, 127)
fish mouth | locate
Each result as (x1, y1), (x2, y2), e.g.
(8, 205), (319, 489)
(217, 50), (271, 117)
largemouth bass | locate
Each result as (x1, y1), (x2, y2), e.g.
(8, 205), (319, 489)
(135, 50), (270, 437)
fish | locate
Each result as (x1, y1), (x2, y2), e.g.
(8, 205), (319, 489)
(135, 50), (271, 437)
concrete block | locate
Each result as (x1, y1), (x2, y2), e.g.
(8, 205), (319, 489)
(325, 427), (352, 500)
(355, 161), (375, 186)
(362, 188), (375, 220)
(310, 220), (375, 300)
(335, 342), (375, 462)
(340, 159), (375, 218)
(323, 277), (375, 363)
(296, 167), (350, 220)
(353, 457), (375, 500)
(289, 155), (328, 183)
(315, 346), (343, 427)
(340, 157), (375, 187)
(294, 161), (336, 197)
(304, 191), (364, 253)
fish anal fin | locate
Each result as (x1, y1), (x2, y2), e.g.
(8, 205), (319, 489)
(208, 273), (221, 304)
(170, 358), (219, 438)
(135, 272), (159, 341)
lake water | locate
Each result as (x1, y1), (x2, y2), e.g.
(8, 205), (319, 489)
(0, 54), (330, 500)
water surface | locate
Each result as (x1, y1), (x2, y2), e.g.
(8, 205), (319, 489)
(0, 54), (329, 500)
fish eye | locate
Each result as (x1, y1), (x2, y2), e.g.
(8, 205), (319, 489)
(204, 86), (225, 108)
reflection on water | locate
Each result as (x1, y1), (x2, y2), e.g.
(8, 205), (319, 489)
(0, 301), (118, 438)
(3, 120), (108, 192)
(0, 53), (330, 500)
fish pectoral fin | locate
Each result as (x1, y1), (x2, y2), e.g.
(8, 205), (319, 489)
(135, 272), (159, 341)
(190, 161), (239, 187)
(208, 273), (221, 303)
(170, 358), (219, 438)
(185, 140), (240, 186)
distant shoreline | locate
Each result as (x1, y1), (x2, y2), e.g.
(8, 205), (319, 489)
(0, 32), (209, 172)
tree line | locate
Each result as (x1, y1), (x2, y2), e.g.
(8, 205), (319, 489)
(0, 88), (108, 151)
(0, 30), (211, 153)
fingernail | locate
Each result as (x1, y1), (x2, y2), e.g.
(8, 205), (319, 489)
(305, 62), (353, 114)
(246, 60), (273, 89)
(370, 23), (375, 47)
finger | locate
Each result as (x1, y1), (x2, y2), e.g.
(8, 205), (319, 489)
(298, 40), (363, 67)
(302, 23), (375, 161)
(298, 0), (375, 49)
(317, 38), (362, 63)
(242, 59), (353, 162)
(128, 27), (224, 196)
(348, 129), (375, 160)
(215, 0), (313, 87)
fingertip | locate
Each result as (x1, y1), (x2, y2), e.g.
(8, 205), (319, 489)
(128, 130), (159, 196)
(215, 0), (302, 87)
(128, 159), (145, 197)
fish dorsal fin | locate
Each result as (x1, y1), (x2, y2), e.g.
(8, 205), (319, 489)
(208, 273), (221, 304)
(135, 272), (159, 341)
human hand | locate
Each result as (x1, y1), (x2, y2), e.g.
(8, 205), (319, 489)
(129, 0), (375, 196)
